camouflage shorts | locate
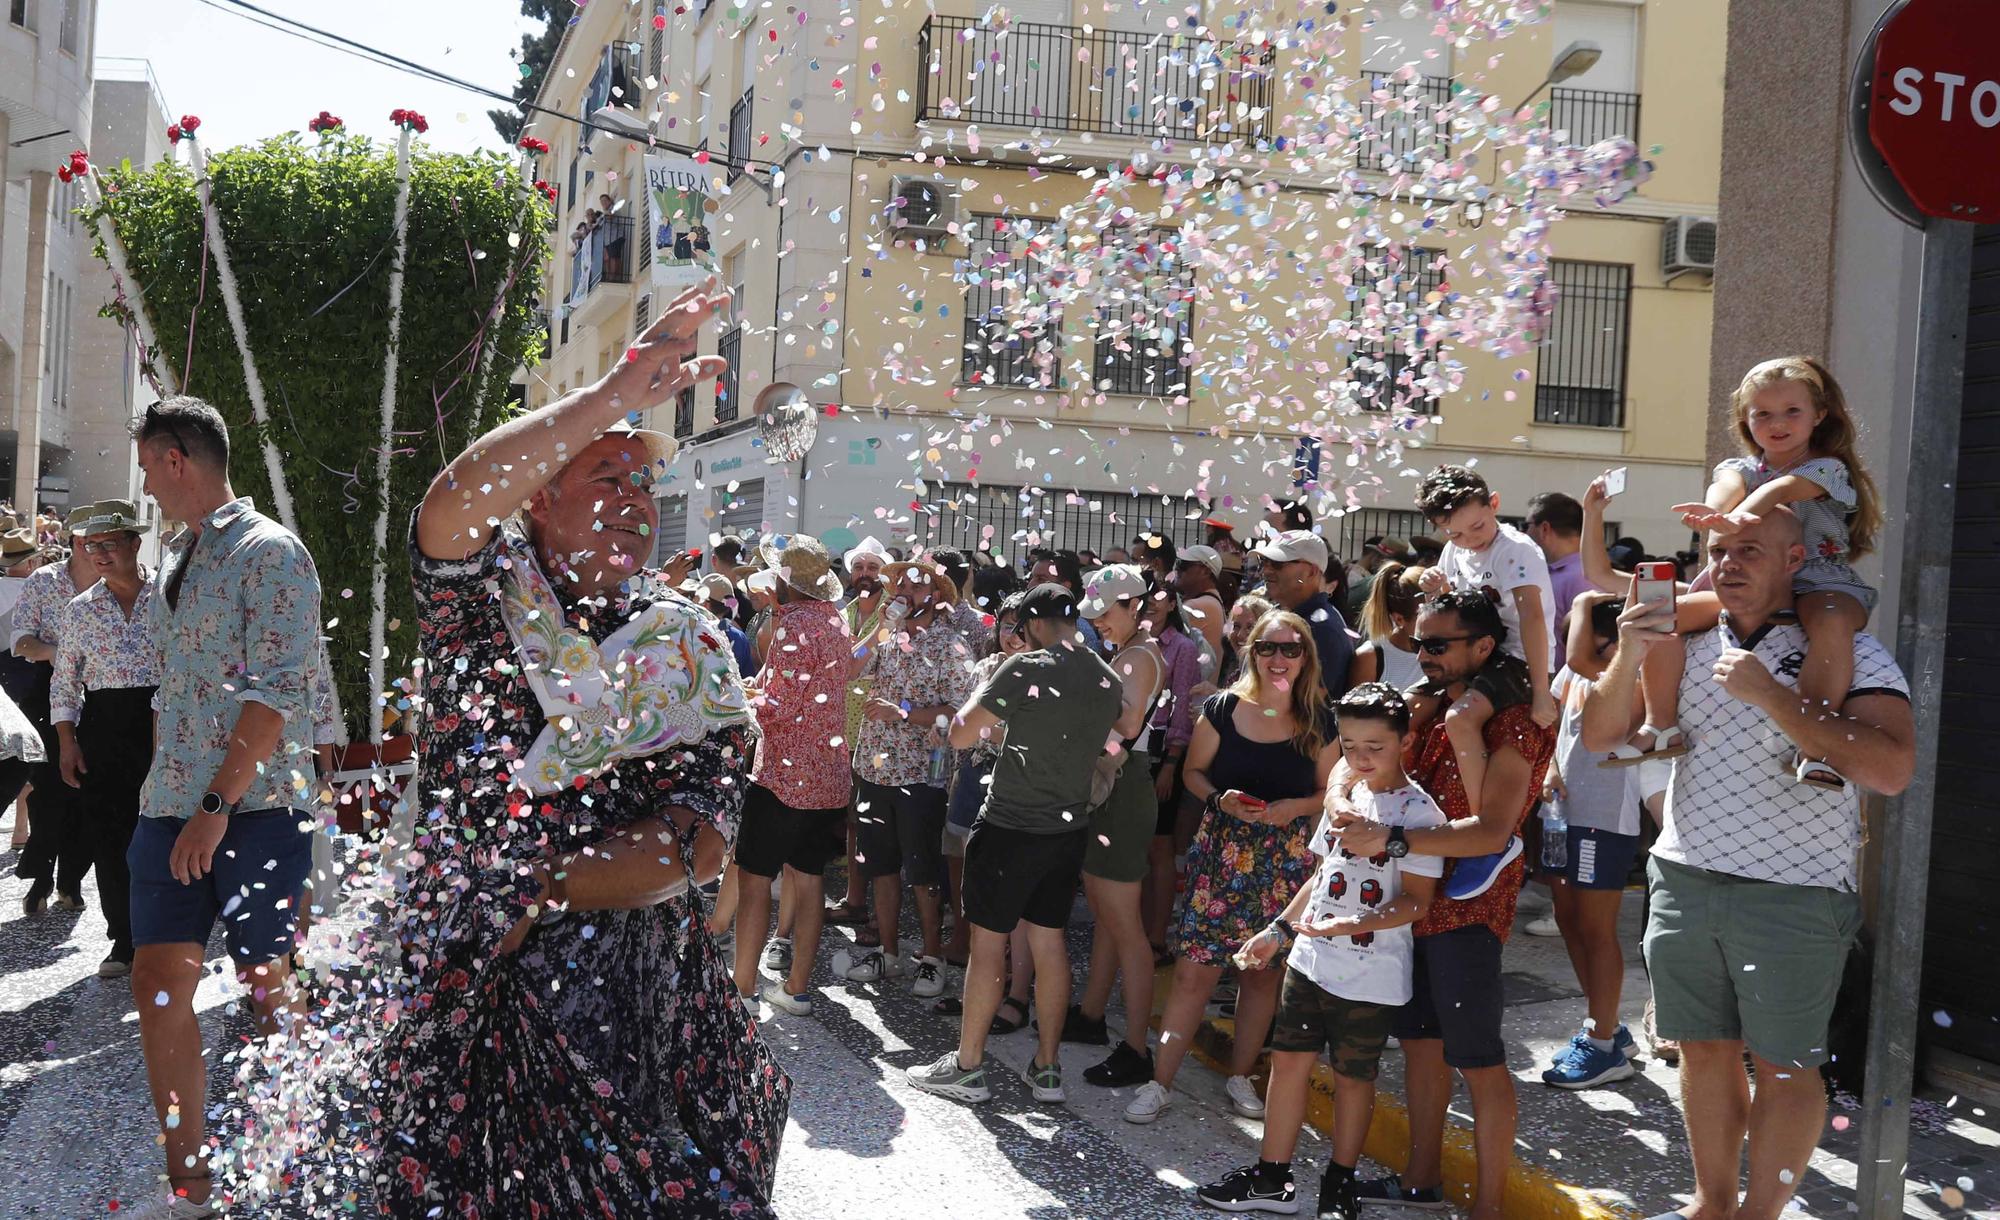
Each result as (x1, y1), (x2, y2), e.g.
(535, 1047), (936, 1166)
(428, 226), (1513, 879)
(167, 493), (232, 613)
(1269, 967), (1394, 1081)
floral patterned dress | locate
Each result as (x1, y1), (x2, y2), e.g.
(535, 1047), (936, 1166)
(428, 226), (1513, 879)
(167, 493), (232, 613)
(1172, 693), (1329, 966)
(371, 522), (786, 1219)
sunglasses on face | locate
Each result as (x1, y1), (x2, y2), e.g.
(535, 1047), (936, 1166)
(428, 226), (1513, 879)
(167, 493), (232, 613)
(1251, 640), (1305, 658)
(1412, 635), (1476, 656)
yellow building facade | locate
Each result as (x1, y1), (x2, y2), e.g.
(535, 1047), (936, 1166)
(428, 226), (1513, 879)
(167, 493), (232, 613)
(524, 0), (1721, 561)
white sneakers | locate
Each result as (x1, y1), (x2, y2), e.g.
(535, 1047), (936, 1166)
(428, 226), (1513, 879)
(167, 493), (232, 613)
(910, 955), (946, 998)
(1225, 1074), (1266, 1118)
(760, 982), (813, 1016)
(1123, 1079), (1172, 1124)
(1523, 913), (1562, 938)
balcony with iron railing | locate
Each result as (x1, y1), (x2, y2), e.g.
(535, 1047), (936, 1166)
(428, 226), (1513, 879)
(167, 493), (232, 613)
(567, 214), (636, 330)
(915, 16), (1275, 142)
(1356, 73), (1454, 169)
(1548, 87), (1642, 149)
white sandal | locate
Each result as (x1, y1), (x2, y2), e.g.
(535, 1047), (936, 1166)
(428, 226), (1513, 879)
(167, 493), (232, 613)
(1793, 753), (1848, 792)
(1600, 724), (1689, 769)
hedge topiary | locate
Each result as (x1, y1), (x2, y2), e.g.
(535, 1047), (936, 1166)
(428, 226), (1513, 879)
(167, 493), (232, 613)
(90, 129), (549, 740)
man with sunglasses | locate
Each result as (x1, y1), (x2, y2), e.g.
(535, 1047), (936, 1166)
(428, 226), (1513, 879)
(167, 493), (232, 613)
(1171, 544), (1229, 667)
(124, 398), (324, 1219)
(1325, 589), (1554, 1220)
(1250, 529), (1354, 698)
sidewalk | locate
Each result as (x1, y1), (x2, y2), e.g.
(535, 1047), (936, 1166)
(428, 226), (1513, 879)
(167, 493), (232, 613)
(1185, 887), (2000, 1220)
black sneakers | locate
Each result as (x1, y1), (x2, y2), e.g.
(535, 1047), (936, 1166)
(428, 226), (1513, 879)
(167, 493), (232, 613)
(1054, 1003), (1109, 1046)
(1355, 1174), (1447, 1209)
(1083, 1040), (1154, 1088)
(1318, 1167), (1360, 1220)
(1197, 1163), (1299, 1214)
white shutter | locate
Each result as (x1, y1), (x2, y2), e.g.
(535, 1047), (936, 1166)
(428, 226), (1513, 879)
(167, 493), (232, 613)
(653, 494), (689, 562)
(1360, 5), (1448, 72)
(1552, 2), (1638, 93)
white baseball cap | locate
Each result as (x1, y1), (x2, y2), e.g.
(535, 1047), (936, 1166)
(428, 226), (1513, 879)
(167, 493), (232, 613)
(1178, 544), (1223, 575)
(1251, 530), (1330, 570)
(1078, 564), (1150, 620)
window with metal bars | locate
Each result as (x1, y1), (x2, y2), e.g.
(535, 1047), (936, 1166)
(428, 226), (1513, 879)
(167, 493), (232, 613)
(1091, 227), (1194, 399)
(1356, 73), (1453, 169)
(673, 385), (695, 438)
(1350, 244), (1447, 413)
(727, 89), (752, 181)
(1535, 260), (1632, 428)
(916, 480), (1210, 567)
(716, 325), (742, 423)
(649, 9), (665, 79)
(960, 216), (1064, 389)
(634, 293), (650, 334)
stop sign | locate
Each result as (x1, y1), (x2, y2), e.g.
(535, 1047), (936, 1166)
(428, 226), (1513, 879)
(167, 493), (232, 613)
(1867, 0), (2000, 218)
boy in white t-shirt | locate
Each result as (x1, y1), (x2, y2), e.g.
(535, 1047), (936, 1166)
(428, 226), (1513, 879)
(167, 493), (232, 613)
(1410, 466), (1556, 901)
(1197, 684), (1446, 1220)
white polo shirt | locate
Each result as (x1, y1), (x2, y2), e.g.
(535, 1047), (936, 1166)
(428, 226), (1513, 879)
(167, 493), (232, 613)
(1658, 612), (1909, 892)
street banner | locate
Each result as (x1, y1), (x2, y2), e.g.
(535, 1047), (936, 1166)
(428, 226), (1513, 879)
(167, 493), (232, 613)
(646, 154), (721, 292)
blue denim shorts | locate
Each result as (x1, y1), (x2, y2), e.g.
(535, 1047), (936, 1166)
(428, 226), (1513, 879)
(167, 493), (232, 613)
(128, 808), (314, 965)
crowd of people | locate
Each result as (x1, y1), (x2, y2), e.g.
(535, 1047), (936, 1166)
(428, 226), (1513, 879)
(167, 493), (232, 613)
(0, 269), (1916, 1220)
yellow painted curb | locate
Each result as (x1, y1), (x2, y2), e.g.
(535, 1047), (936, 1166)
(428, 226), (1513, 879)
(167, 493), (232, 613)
(1167, 995), (1639, 1220)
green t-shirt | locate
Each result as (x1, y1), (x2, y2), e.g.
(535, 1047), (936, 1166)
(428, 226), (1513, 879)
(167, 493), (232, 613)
(973, 641), (1124, 834)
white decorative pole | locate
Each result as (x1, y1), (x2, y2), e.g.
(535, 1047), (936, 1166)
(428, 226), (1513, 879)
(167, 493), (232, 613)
(187, 128), (299, 534)
(77, 159), (180, 397)
(367, 112), (421, 745)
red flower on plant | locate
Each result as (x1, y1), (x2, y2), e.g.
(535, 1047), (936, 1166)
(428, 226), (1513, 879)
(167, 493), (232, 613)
(179, 115), (201, 133)
(519, 136), (550, 154)
(389, 108), (430, 134)
(67, 150), (90, 175)
(56, 165), (72, 183)
(308, 110), (344, 134)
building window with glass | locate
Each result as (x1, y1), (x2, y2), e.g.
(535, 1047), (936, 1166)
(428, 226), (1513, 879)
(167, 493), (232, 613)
(1534, 260), (1633, 428)
(1350, 243), (1447, 413)
(961, 216), (1064, 389)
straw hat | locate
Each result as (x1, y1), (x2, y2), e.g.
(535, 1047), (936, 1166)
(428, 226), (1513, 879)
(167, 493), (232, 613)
(759, 533), (843, 601)
(0, 528), (36, 560)
(71, 499), (153, 538)
(880, 558), (960, 607)
(601, 418), (677, 469)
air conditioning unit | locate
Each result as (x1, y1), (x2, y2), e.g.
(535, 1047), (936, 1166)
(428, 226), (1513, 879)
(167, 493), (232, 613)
(888, 176), (955, 239)
(1662, 215), (1717, 277)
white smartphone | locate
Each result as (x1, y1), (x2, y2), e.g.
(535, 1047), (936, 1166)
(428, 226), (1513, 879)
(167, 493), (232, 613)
(1602, 466), (1628, 498)
(1633, 561), (1677, 633)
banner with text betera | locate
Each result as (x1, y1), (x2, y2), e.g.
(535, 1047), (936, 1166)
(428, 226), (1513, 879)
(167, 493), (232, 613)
(647, 155), (721, 293)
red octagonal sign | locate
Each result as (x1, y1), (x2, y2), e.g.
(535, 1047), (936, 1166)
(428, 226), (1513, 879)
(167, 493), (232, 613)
(1869, 0), (2000, 219)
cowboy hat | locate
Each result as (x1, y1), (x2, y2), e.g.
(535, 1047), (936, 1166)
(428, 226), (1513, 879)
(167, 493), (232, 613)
(880, 558), (960, 607)
(843, 535), (890, 574)
(759, 533), (843, 601)
(71, 499), (153, 538)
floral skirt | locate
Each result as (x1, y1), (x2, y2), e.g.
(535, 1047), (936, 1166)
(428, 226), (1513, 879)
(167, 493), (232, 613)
(1171, 807), (1316, 967)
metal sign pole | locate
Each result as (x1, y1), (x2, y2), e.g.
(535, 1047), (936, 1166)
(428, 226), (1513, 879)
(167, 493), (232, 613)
(1854, 215), (1972, 1220)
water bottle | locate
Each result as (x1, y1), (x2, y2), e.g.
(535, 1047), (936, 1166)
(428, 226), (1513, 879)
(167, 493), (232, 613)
(1540, 793), (1569, 871)
(927, 715), (952, 787)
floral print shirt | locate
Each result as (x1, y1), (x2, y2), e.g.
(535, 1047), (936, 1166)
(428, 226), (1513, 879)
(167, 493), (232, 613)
(367, 518), (784, 1219)
(8, 561), (76, 651)
(750, 598), (856, 810)
(1408, 700), (1553, 943)
(142, 499), (321, 821)
(50, 572), (161, 723)
(852, 613), (977, 788)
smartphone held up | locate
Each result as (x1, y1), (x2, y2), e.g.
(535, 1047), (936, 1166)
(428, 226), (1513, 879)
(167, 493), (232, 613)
(1632, 561), (1678, 634)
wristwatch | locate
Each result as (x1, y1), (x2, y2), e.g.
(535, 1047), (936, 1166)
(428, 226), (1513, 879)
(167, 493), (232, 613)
(199, 791), (237, 817)
(1385, 826), (1410, 859)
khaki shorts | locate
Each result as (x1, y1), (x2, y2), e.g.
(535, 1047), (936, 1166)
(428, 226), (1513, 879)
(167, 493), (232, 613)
(1643, 856), (1861, 1068)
